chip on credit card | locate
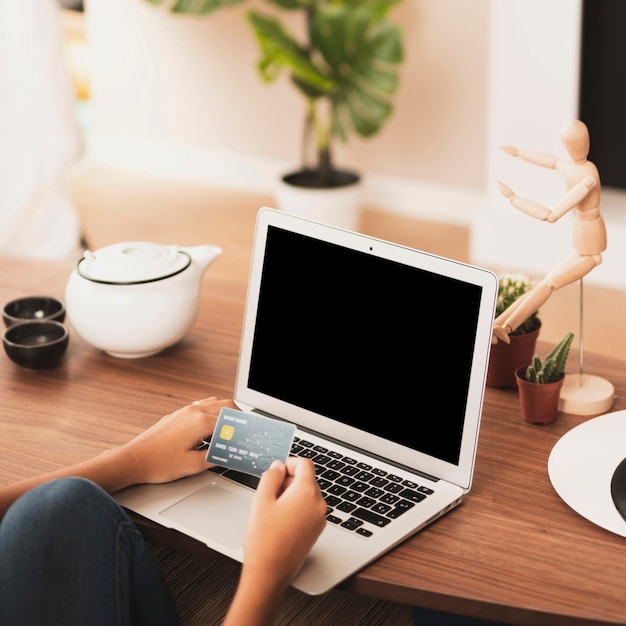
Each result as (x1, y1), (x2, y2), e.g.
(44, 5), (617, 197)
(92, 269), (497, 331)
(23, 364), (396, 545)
(206, 407), (296, 477)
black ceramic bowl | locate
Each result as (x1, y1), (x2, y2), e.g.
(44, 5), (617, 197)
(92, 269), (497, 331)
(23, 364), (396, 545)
(3, 320), (69, 369)
(3, 296), (65, 327)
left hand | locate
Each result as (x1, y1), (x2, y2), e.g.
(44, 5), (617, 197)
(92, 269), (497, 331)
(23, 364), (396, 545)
(122, 396), (237, 484)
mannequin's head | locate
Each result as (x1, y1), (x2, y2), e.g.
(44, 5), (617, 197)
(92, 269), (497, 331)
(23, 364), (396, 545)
(561, 119), (590, 163)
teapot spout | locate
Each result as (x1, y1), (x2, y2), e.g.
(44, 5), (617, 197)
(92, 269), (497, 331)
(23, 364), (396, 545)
(181, 244), (223, 273)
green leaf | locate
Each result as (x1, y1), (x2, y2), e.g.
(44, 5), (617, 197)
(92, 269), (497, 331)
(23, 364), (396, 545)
(309, 5), (403, 141)
(341, 0), (403, 20)
(168, 0), (245, 15)
(369, 21), (403, 64)
(263, 0), (305, 9)
(171, 0), (195, 11)
(330, 99), (348, 142)
(342, 86), (392, 137)
(143, 0), (405, 171)
(359, 64), (398, 95)
(247, 11), (334, 93)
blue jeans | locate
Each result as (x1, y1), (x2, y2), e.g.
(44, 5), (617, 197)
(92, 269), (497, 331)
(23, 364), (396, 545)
(0, 477), (180, 626)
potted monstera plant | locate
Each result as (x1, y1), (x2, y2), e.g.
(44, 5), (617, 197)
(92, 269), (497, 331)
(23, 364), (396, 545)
(145, 0), (405, 229)
(486, 272), (541, 388)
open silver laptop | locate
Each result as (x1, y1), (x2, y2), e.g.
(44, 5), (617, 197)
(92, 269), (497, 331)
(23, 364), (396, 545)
(115, 207), (497, 595)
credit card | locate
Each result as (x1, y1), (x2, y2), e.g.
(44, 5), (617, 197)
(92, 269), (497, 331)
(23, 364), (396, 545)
(206, 407), (296, 477)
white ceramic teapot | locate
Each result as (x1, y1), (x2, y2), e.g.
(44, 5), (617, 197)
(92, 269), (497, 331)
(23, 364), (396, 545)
(65, 241), (222, 358)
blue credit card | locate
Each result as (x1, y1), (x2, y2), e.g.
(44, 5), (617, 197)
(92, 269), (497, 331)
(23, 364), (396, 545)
(206, 407), (296, 477)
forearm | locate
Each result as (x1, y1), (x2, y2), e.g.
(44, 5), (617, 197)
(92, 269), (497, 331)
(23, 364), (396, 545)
(223, 565), (290, 626)
(0, 445), (140, 520)
(0, 397), (232, 522)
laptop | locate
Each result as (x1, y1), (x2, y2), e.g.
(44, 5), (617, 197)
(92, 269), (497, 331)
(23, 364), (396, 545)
(115, 207), (498, 595)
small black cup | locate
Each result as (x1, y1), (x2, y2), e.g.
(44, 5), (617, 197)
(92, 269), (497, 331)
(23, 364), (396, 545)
(3, 320), (69, 369)
(3, 296), (66, 327)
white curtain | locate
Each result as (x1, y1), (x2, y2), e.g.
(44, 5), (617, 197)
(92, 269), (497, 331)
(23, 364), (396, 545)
(0, 0), (83, 258)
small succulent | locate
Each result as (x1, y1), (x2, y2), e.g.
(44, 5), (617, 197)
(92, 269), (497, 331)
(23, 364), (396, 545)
(496, 272), (539, 335)
(524, 331), (574, 384)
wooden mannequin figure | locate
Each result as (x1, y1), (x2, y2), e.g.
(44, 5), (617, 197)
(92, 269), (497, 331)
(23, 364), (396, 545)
(493, 119), (606, 344)
(495, 119), (614, 415)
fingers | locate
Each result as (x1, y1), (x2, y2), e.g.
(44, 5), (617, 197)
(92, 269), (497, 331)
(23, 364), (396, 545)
(123, 397), (239, 484)
(256, 460), (288, 499)
(284, 458), (327, 533)
(268, 457), (322, 501)
(191, 396), (229, 408)
(187, 398), (233, 451)
(284, 457), (317, 492)
(190, 397), (237, 415)
(256, 458), (318, 501)
(284, 456), (314, 478)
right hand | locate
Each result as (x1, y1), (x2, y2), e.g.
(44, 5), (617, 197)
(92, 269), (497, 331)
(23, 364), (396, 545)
(243, 457), (327, 586)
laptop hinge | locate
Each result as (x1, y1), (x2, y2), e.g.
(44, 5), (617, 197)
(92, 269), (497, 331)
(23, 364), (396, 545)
(252, 408), (441, 483)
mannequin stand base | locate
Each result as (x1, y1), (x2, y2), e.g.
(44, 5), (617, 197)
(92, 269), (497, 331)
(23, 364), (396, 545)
(559, 374), (615, 416)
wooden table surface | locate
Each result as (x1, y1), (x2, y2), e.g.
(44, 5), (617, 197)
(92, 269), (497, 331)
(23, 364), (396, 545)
(2, 205), (626, 626)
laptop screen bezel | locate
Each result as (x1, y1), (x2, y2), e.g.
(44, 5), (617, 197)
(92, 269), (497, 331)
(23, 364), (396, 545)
(234, 207), (497, 491)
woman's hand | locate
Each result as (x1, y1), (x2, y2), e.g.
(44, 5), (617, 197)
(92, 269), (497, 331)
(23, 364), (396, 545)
(245, 457), (327, 582)
(122, 396), (237, 485)
(0, 396), (237, 520)
(224, 457), (327, 625)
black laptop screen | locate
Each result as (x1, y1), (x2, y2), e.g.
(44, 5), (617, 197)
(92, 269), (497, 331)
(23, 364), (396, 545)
(247, 225), (482, 465)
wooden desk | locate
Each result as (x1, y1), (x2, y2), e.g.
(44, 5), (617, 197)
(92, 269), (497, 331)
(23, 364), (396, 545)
(2, 238), (626, 625)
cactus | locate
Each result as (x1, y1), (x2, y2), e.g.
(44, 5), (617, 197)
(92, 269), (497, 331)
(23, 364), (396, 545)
(523, 332), (574, 384)
(496, 273), (539, 335)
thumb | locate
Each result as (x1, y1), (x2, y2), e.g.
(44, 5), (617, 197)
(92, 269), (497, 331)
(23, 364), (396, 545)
(255, 460), (287, 500)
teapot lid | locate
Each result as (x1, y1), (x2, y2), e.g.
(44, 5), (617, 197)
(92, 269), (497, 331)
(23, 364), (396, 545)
(77, 242), (191, 285)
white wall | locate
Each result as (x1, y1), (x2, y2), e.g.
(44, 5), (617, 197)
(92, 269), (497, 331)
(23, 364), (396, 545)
(472, 0), (626, 289)
(0, 0), (83, 258)
(82, 0), (626, 289)
(83, 0), (490, 223)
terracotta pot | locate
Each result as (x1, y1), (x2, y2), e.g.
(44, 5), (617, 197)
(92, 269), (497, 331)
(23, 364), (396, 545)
(486, 320), (541, 388)
(515, 365), (564, 425)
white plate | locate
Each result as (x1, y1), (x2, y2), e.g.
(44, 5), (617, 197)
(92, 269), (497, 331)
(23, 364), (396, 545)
(548, 409), (626, 537)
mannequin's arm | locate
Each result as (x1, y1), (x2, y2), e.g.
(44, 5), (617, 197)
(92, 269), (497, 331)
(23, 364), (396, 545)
(548, 177), (595, 222)
(497, 176), (595, 223)
(501, 145), (558, 169)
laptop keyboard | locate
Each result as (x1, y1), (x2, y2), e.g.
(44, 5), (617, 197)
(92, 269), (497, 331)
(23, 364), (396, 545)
(210, 435), (435, 538)
(291, 436), (434, 537)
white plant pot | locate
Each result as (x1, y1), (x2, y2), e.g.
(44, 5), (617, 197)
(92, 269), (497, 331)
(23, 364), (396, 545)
(273, 170), (362, 231)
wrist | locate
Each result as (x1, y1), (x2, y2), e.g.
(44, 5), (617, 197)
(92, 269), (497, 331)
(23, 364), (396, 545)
(224, 563), (290, 625)
(240, 560), (291, 595)
(93, 444), (145, 492)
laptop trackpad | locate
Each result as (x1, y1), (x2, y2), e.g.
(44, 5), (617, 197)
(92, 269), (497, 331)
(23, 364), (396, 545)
(160, 482), (251, 550)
